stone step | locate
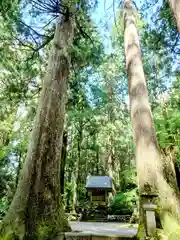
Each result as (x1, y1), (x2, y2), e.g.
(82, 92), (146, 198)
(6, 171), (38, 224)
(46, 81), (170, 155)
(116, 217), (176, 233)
(54, 232), (136, 240)
(67, 221), (137, 240)
(83, 215), (108, 222)
(87, 219), (108, 222)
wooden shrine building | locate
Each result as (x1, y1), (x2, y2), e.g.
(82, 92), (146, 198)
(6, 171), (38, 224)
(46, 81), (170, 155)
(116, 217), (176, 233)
(86, 175), (112, 206)
(83, 175), (112, 221)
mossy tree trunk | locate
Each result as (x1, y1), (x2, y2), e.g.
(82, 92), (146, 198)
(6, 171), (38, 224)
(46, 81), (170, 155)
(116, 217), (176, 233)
(123, 0), (180, 237)
(0, 13), (75, 239)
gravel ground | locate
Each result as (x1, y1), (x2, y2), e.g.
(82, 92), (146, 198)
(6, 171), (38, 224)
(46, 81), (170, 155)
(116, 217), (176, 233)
(70, 221), (138, 237)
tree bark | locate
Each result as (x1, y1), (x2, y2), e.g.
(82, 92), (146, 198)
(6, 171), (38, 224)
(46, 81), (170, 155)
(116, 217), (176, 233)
(175, 163), (180, 191)
(123, 0), (180, 237)
(60, 131), (68, 196)
(96, 143), (99, 175)
(0, 13), (75, 239)
(72, 124), (83, 214)
(107, 136), (116, 197)
(15, 150), (22, 189)
(168, 0), (180, 32)
(106, 80), (116, 196)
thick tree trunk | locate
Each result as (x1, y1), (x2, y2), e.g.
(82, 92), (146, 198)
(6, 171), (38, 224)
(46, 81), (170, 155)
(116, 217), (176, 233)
(168, 0), (180, 32)
(123, 0), (180, 237)
(0, 14), (75, 239)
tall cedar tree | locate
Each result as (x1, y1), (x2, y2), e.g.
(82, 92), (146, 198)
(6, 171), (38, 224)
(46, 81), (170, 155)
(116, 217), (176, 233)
(124, 0), (180, 237)
(0, 8), (75, 239)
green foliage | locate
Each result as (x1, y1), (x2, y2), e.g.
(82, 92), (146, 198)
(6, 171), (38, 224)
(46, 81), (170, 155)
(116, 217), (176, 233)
(153, 75), (180, 163)
(120, 169), (137, 192)
(109, 189), (138, 215)
(37, 223), (57, 240)
(0, 197), (9, 220)
(140, 0), (179, 57)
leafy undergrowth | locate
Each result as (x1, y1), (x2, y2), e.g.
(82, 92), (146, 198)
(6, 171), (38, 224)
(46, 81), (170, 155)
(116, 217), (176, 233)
(109, 188), (138, 215)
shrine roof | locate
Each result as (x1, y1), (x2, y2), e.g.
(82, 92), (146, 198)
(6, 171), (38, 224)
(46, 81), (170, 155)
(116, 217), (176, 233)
(85, 176), (112, 189)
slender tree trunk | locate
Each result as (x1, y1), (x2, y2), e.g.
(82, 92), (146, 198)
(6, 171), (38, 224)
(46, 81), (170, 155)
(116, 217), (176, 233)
(72, 124), (83, 214)
(107, 137), (115, 196)
(168, 0), (180, 32)
(93, 131), (99, 174)
(124, 0), (180, 237)
(0, 13), (75, 239)
(71, 172), (78, 214)
(15, 150), (22, 189)
(60, 131), (68, 195)
(65, 130), (73, 212)
(85, 137), (89, 176)
(96, 143), (99, 175)
(107, 82), (116, 196)
(175, 163), (180, 191)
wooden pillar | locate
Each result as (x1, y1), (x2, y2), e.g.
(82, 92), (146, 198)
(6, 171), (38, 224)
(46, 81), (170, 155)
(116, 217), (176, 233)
(89, 191), (92, 207)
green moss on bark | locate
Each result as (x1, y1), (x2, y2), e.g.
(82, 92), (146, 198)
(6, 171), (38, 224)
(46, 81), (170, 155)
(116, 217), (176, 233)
(37, 223), (60, 240)
(0, 211), (71, 240)
(160, 212), (180, 237)
(136, 223), (146, 239)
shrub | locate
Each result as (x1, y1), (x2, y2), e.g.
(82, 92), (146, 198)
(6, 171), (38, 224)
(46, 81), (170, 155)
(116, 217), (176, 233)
(109, 188), (138, 215)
